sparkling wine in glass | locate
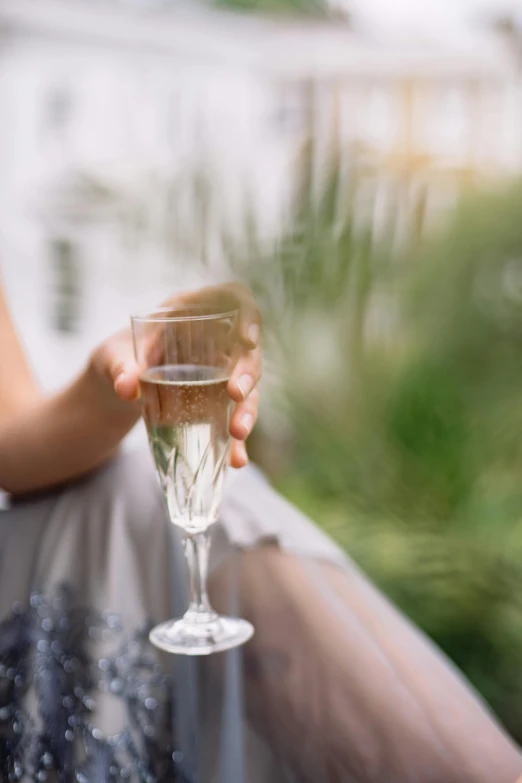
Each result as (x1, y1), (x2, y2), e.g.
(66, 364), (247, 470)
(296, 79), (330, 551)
(131, 306), (254, 655)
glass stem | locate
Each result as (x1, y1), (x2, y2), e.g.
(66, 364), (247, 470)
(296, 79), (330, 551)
(183, 529), (215, 621)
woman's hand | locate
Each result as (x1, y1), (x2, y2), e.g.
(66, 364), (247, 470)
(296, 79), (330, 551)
(90, 283), (262, 468)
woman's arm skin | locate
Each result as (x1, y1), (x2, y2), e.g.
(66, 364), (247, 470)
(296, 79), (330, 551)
(0, 282), (261, 495)
(0, 361), (141, 495)
(0, 283), (40, 422)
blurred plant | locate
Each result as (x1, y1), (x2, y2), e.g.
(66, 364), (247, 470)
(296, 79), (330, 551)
(221, 161), (522, 740)
(491, 12), (522, 69)
(215, 0), (326, 14)
(259, 177), (522, 741)
(214, 0), (349, 18)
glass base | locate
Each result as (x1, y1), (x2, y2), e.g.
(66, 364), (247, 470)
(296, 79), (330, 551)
(149, 615), (254, 656)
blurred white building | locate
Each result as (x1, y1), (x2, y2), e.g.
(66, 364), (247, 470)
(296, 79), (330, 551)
(0, 0), (520, 389)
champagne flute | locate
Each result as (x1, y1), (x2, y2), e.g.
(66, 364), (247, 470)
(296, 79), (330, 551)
(131, 305), (254, 655)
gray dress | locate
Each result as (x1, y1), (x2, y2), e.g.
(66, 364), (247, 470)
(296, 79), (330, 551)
(0, 447), (521, 783)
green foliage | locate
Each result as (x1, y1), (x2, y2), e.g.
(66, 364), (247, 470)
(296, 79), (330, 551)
(215, 0), (325, 14)
(247, 177), (522, 741)
(385, 360), (473, 516)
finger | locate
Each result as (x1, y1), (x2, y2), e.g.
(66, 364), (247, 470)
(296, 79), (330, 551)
(228, 346), (262, 403)
(237, 299), (262, 350)
(106, 340), (141, 401)
(144, 324), (166, 368)
(224, 282), (262, 348)
(114, 371), (140, 402)
(230, 388), (259, 441)
(230, 439), (249, 469)
(175, 283), (262, 349)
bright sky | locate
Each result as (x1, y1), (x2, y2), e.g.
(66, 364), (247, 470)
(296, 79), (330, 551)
(352, 0), (522, 34)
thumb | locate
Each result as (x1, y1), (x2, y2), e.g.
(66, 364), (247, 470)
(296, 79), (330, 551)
(108, 347), (140, 402)
(114, 368), (140, 402)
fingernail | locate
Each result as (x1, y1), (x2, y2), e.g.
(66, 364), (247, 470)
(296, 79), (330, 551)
(247, 323), (260, 346)
(114, 371), (126, 389)
(237, 374), (254, 400)
(241, 413), (255, 435)
(238, 442), (249, 465)
(114, 372), (139, 401)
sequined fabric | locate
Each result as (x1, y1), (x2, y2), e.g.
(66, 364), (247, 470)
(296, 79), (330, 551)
(0, 584), (191, 783)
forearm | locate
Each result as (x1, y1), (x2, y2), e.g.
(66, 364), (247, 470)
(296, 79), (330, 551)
(0, 363), (140, 495)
